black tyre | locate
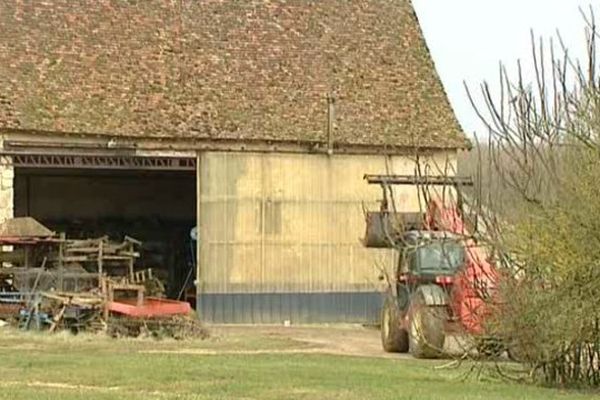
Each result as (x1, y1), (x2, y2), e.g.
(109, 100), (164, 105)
(408, 294), (446, 358)
(381, 295), (409, 353)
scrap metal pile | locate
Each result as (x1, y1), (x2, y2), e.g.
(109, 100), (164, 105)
(0, 218), (206, 339)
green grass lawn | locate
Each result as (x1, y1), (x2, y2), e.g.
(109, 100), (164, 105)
(0, 328), (595, 400)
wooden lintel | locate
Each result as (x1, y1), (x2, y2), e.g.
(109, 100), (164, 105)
(0, 131), (454, 157)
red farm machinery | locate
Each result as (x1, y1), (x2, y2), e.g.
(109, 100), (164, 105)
(363, 175), (498, 358)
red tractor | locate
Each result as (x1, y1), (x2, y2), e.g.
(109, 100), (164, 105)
(363, 175), (498, 358)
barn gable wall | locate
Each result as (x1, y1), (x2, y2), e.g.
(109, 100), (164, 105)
(197, 151), (457, 323)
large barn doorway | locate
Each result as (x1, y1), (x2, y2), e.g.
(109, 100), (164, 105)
(12, 164), (197, 304)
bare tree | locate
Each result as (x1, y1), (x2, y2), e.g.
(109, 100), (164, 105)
(463, 7), (600, 387)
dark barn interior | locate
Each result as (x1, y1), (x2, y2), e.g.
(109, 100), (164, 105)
(13, 168), (196, 302)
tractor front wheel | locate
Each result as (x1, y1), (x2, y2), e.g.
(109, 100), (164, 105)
(408, 295), (446, 358)
(381, 295), (409, 353)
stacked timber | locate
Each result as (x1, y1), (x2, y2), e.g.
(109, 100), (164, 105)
(59, 236), (141, 281)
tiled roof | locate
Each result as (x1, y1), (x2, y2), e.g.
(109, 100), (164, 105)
(0, 93), (20, 129)
(0, 0), (469, 149)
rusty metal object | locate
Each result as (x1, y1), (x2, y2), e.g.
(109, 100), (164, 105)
(0, 217), (55, 239)
(108, 297), (191, 318)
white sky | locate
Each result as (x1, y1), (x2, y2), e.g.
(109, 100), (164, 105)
(412, 0), (593, 138)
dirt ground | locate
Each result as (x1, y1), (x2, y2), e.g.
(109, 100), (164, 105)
(210, 324), (399, 358)
(202, 325), (468, 359)
(0, 320), (467, 360)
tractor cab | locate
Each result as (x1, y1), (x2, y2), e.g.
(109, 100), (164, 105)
(397, 230), (465, 283)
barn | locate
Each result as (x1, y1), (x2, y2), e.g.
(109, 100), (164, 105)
(0, 0), (468, 323)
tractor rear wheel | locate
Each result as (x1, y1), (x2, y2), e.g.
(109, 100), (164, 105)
(408, 295), (446, 358)
(381, 295), (409, 353)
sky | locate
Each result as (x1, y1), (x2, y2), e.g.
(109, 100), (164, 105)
(412, 0), (593, 139)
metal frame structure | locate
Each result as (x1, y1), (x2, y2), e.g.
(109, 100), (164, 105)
(7, 154), (196, 171)
(364, 174), (474, 186)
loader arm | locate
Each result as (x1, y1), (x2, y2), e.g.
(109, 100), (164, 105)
(424, 199), (497, 334)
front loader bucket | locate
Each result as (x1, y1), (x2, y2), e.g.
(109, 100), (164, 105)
(363, 212), (424, 248)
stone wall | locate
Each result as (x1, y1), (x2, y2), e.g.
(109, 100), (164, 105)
(0, 156), (14, 224)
